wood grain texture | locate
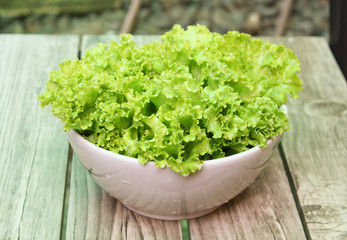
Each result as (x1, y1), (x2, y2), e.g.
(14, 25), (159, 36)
(65, 35), (182, 240)
(189, 148), (306, 240)
(269, 37), (347, 239)
(0, 35), (79, 239)
(66, 156), (182, 240)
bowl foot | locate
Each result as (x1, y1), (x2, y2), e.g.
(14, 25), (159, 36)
(121, 203), (220, 221)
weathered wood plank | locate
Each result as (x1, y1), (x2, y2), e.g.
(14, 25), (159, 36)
(0, 35), (79, 239)
(271, 37), (347, 239)
(65, 35), (182, 239)
(189, 148), (306, 239)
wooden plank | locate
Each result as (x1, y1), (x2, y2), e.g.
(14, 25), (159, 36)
(189, 148), (306, 239)
(271, 37), (347, 239)
(65, 35), (182, 239)
(0, 35), (79, 239)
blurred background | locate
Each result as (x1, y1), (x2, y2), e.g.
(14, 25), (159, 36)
(0, 0), (345, 76)
(0, 0), (329, 36)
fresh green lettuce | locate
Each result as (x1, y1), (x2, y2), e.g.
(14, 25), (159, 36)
(38, 24), (302, 176)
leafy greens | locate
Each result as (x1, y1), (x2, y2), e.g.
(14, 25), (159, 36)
(38, 24), (302, 176)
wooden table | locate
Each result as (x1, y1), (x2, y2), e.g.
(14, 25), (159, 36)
(0, 34), (346, 240)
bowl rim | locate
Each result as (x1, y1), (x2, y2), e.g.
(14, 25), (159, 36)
(67, 104), (286, 167)
(68, 129), (280, 167)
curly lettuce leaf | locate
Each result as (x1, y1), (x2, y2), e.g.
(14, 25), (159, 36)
(38, 24), (302, 176)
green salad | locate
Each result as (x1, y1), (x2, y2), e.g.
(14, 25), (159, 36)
(38, 24), (302, 176)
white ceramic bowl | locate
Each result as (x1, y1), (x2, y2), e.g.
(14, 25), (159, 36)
(67, 121), (283, 220)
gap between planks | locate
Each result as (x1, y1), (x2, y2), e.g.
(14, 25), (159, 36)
(279, 142), (311, 240)
(60, 145), (74, 240)
(60, 37), (82, 240)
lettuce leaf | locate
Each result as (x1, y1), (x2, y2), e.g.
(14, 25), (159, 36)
(38, 24), (302, 176)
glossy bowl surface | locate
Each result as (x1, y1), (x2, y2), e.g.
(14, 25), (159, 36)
(67, 125), (282, 220)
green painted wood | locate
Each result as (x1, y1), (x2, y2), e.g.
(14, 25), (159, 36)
(0, 34), (79, 239)
(270, 37), (347, 239)
(189, 148), (306, 239)
(0, 0), (123, 16)
(65, 35), (182, 240)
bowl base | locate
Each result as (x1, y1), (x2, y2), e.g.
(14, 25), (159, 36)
(121, 203), (220, 221)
